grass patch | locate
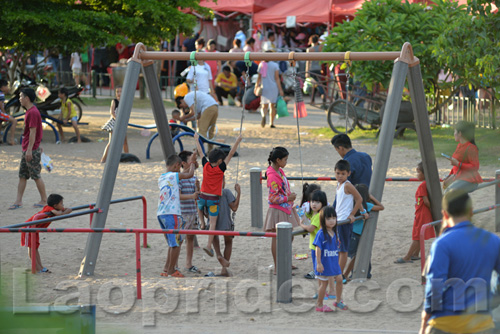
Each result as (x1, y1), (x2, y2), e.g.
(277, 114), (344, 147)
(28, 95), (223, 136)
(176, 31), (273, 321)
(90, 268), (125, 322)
(80, 97), (175, 109)
(310, 126), (500, 166)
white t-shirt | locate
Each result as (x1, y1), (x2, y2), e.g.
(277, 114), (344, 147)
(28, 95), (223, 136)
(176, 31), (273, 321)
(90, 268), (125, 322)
(335, 180), (354, 221)
(183, 91), (218, 117)
(157, 172), (181, 216)
(186, 63), (212, 94)
(71, 52), (82, 70)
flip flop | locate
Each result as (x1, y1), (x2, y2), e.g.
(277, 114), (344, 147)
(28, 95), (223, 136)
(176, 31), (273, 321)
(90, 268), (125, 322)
(205, 272), (216, 277)
(8, 204), (22, 210)
(186, 266), (200, 273)
(394, 258), (413, 264)
(203, 247), (214, 257)
(39, 267), (51, 273)
(33, 203), (45, 208)
(410, 256), (421, 261)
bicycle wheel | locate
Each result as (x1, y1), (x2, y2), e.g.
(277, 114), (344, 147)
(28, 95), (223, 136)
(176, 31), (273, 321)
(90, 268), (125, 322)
(327, 100), (357, 134)
(72, 100), (83, 122)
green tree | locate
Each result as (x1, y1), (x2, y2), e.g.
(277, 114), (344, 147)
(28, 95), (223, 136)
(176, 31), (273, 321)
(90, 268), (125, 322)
(433, 0), (500, 98)
(323, 0), (468, 112)
(0, 0), (209, 83)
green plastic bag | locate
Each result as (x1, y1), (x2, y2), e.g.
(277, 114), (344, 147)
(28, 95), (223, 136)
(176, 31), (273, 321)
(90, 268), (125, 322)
(276, 96), (289, 119)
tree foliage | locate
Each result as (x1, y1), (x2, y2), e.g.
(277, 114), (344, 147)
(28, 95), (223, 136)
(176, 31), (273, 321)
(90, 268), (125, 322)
(323, 0), (500, 109)
(0, 0), (209, 52)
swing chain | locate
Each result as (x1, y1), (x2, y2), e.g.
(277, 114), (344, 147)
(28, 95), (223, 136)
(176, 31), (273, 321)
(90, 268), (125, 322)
(344, 51), (351, 134)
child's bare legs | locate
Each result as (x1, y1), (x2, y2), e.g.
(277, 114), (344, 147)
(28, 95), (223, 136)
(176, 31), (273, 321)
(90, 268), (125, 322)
(344, 256), (356, 280)
(271, 235), (277, 274)
(339, 252), (348, 275)
(166, 246), (181, 275)
(163, 247), (171, 273)
(403, 240), (420, 261)
(28, 248), (44, 272)
(71, 119), (81, 143)
(204, 214), (218, 254)
(213, 236), (232, 275)
(7, 116), (17, 145)
(185, 235), (195, 269)
(123, 135), (129, 153)
(56, 123), (65, 142)
(100, 132), (113, 163)
(334, 275), (343, 303)
(316, 279), (328, 308)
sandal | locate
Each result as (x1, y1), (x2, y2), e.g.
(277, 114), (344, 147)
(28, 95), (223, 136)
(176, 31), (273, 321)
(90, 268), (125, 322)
(410, 256), (421, 261)
(333, 301), (348, 310)
(8, 204), (22, 210)
(186, 266), (200, 273)
(39, 267), (51, 273)
(394, 257), (413, 264)
(203, 247), (214, 257)
(304, 271), (315, 279)
(204, 271), (216, 277)
(168, 270), (184, 278)
(315, 305), (334, 312)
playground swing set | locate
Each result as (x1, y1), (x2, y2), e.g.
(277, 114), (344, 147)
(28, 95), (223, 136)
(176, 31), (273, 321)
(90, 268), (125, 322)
(6, 42), (496, 305)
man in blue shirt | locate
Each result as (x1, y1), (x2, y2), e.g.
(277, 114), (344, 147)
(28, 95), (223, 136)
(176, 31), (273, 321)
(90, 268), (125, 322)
(331, 134), (372, 187)
(420, 190), (500, 334)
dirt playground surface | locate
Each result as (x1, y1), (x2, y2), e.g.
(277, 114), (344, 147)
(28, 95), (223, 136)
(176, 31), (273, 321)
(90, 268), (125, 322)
(1, 101), (498, 333)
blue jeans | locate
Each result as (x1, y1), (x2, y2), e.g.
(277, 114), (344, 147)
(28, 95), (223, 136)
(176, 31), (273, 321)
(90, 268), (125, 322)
(445, 180), (478, 194)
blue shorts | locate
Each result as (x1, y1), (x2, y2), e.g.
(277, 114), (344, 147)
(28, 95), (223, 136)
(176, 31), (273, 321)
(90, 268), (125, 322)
(157, 214), (184, 247)
(311, 249), (317, 271)
(338, 223), (352, 253)
(348, 232), (361, 258)
(70, 116), (78, 123)
(197, 194), (220, 217)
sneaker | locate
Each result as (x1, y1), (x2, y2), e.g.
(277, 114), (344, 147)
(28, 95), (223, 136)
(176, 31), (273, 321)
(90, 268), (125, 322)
(261, 115), (266, 128)
(315, 305), (334, 312)
(270, 125), (276, 128)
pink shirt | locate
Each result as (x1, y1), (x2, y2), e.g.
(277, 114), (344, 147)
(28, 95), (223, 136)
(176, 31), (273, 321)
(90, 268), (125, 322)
(22, 105), (43, 151)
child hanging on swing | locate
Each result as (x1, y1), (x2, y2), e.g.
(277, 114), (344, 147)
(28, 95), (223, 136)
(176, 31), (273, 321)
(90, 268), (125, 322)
(193, 132), (243, 258)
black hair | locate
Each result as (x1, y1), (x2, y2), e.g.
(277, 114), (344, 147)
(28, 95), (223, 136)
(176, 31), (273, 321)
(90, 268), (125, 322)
(455, 120), (477, 148)
(21, 88), (36, 103)
(331, 133), (352, 149)
(268, 146), (289, 166)
(222, 65), (231, 72)
(354, 184), (369, 216)
(268, 32), (275, 38)
(310, 35), (319, 44)
(319, 206), (337, 244)
(300, 183), (321, 206)
(166, 154), (182, 166)
(246, 37), (255, 45)
(178, 150), (193, 163)
(175, 96), (184, 109)
(208, 148), (225, 163)
(47, 194), (64, 207)
(59, 87), (68, 97)
(0, 79), (8, 88)
(172, 109), (181, 116)
(208, 39), (216, 46)
(195, 37), (205, 47)
(311, 190), (328, 211)
(335, 159), (351, 172)
(233, 39), (241, 47)
(417, 161), (424, 174)
(442, 190), (472, 218)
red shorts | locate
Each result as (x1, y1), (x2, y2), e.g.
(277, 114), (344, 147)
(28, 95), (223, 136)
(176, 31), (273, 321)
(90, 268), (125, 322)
(412, 219), (435, 241)
(0, 111), (10, 122)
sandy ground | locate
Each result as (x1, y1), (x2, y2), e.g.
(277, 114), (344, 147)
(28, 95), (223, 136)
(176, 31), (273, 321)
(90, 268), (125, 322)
(0, 99), (499, 334)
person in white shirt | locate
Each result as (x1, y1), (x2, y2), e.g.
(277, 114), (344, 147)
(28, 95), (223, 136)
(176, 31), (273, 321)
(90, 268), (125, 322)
(70, 52), (89, 89)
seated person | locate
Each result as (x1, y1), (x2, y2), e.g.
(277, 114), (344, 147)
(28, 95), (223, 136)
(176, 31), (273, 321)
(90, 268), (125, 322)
(214, 66), (238, 106)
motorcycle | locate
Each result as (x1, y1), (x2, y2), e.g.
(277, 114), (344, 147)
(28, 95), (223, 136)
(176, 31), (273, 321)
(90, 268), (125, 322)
(5, 73), (85, 122)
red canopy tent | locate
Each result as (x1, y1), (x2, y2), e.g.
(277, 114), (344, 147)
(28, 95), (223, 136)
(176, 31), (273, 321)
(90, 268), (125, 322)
(199, 0), (283, 15)
(253, 0), (333, 24)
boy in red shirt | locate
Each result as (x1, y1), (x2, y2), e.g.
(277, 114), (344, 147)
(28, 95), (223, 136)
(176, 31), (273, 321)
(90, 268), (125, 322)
(193, 132), (242, 258)
(21, 194), (72, 272)
(395, 162), (436, 263)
